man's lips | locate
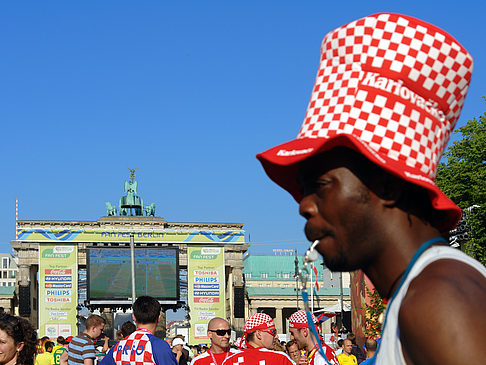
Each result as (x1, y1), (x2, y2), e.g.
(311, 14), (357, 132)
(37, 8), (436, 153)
(304, 225), (334, 243)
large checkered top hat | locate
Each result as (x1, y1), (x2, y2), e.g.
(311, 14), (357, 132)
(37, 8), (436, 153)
(244, 313), (275, 333)
(257, 12), (473, 232)
(289, 310), (318, 330)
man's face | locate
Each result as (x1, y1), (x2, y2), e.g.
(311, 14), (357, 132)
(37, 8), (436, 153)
(173, 344), (183, 352)
(91, 324), (104, 339)
(287, 343), (301, 362)
(343, 340), (353, 355)
(207, 319), (231, 350)
(298, 148), (382, 272)
(289, 329), (306, 349)
(258, 328), (277, 349)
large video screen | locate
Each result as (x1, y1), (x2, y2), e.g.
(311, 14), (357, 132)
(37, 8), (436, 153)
(87, 246), (179, 301)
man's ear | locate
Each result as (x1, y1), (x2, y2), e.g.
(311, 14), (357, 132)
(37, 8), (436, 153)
(373, 170), (405, 207)
(132, 314), (136, 323)
(256, 330), (263, 340)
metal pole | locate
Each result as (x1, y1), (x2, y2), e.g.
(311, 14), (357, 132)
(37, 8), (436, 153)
(130, 234), (136, 304)
(294, 250), (299, 309)
(339, 272), (344, 331)
(310, 264), (314, 313)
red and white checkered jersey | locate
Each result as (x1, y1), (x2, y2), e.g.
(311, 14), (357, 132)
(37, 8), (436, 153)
(222, 347), (294, 365)
(100, 329), (177, 365)
(191, 348), (241, 365)
(309, 344), (339, 365)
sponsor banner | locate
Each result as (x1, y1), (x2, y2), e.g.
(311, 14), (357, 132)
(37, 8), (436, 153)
(46, 297), (72, 303)
(193, 284), (219, 290)
(194, 297), (219, 303)
(194, 277), (219, 283)
(18, 228), (245, 244)
(39, 244), (77, 338)
(188, 246), (225, 344)
(45, 276), (72, 282)
(193, 290), (219, 297)
(45, 283), (72, 289)
(45, 269), (72, 275)
(45, 289), (72, 296)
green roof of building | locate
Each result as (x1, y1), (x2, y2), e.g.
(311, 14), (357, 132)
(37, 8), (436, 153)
(0, 287), (15, 295)
(243, 254), (325, 280)
(246, 286), (350, 297)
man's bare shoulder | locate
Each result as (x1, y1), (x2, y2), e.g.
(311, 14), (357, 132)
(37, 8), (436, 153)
(398, 258), (486, 365)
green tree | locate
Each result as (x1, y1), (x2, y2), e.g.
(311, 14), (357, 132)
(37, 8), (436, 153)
(436, 100), (486, 264)
(362, 284), (385, 338)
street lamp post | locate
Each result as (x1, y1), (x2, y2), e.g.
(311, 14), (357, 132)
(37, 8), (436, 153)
(294, 250), (299, 309)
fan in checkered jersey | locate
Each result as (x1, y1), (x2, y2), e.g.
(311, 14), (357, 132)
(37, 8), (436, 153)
(297, 12), (472, 180)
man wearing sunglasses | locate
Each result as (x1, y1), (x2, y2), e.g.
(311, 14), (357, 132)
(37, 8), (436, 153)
(191, 318), (240, 365)
(289, 311), (338, 365)
(223, 313), (294, 365)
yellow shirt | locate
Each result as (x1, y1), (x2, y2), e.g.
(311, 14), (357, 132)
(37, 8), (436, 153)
(337, 352), (357, 365)
(35, 352), (53, 365)
(51, 346), (67, 365)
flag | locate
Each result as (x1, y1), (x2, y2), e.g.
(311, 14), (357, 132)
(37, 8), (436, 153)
(317, 312), (337, 323)
(310, 263), (319, 291)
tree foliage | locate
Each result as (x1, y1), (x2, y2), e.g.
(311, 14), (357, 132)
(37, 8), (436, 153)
(436, 99), (486, 264)
(362, 284), (385, 339)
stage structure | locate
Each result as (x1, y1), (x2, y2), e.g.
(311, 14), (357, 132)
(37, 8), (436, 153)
(12, 171), (249, 340)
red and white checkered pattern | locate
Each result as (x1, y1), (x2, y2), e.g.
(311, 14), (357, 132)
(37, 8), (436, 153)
(244, 313), (275, 333)
(289, 310), (318, 329)
(298, 12), (471, 178)
(233, 337), (245, 349)
(222, 347), (294, 365)
(257, 12), (473, 233)
(113, 331), (154, 365)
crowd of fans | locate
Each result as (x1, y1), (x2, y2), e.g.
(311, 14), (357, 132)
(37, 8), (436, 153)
(1, 296), (380, 365)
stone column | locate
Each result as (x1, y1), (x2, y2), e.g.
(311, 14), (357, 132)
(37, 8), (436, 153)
(275, 307), (283, 334)
(226, 268), (233, 324)
(232, 267), (244, 332)
(18, 264), (30, 286)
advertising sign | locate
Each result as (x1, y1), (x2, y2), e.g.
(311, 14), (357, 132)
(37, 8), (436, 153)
(19, 229), (244, 244)
(188, 246), (225, 345)
(39, 244), (78, 338)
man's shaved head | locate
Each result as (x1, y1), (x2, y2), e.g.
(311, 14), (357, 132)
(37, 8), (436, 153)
(207, 317), (231, 353)
(208, 317), (229, 330)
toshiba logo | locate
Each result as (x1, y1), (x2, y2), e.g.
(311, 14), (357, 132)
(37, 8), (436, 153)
(277, 148), (313, 157)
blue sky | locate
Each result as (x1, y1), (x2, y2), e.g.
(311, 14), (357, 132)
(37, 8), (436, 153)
(1, 1), (485, 258)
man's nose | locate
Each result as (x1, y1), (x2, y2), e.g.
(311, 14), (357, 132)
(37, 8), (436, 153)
(299, 194), (317, 220)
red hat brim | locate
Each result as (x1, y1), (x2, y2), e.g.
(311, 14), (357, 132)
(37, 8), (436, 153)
(257, 134), (461, 233)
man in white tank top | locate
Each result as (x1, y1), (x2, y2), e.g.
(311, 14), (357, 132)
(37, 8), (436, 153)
(257, 12), (486, 365)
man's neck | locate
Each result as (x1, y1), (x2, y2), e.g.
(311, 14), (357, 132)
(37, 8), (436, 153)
(305, 341), (315, 353)
(305, 334), (319, 353)
(210, 344), (229, 354)
(136, 322), (157, 334)
(246, 340), (262, 349)
(363, 215), (442, 299)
